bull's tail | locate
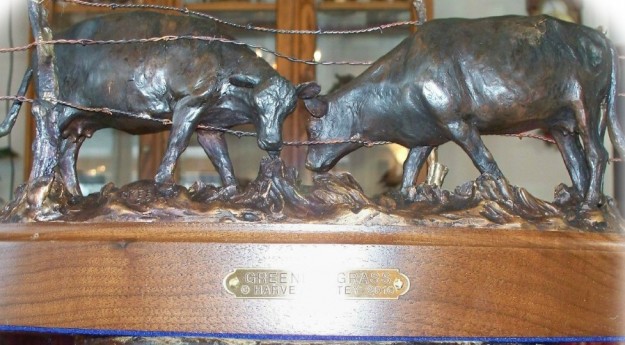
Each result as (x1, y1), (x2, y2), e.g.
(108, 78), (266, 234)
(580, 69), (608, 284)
(0, 67), (33, 137)
(607, 42), (625, 158)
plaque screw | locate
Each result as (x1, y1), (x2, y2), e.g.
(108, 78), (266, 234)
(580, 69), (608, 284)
(228, 277), (240, 289)
(394, 278), (404, 290)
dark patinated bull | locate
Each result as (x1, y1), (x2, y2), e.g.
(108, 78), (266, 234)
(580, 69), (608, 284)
(2, 11), (310, 196)
(304, 15), (625, 207)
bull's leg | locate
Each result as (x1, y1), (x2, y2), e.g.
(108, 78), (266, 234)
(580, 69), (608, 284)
(59, 136), (86, 196)
(572, 100), (608, 207)
(155, 96), (204, 186)
(551, 127), (590, 198)
(197, 130), (237, 189)
(400, 146), (433, 196)
(445, 120), (504, 178)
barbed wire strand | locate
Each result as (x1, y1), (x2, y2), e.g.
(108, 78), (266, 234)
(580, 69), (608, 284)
(6, 39), (623, 71)
(3, 39), (625, 64)
(0, 35), (373, 66)
(1, 95), (622, 162)
(62, 0), (419, 35)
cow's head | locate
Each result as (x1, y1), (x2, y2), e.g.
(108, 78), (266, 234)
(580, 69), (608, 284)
(302, 83), (361, 172)
(230, 75), (298, 156)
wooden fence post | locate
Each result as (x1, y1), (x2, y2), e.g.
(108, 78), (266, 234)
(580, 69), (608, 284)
(26, 0), (61, 202)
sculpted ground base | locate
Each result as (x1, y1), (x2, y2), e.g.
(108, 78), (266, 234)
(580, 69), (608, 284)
(1, 158), (623, 233)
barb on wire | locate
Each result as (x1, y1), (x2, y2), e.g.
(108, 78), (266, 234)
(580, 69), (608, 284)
(0, 35), (373, 66)
(62, 0), (419, 35)
(503, 132), (555, 144)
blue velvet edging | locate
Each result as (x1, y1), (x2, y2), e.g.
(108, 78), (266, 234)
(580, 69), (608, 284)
(0, 325), (624, 343)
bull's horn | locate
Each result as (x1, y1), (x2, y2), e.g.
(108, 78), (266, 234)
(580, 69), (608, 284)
(304, 97), (328, 118)
(296, 82), (321, 99)
(229, 74), (261, 88)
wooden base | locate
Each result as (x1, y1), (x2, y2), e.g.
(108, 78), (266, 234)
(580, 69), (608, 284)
(0, 223), (623, 341)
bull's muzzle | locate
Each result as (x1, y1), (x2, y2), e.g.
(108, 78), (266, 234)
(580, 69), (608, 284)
(305, 156), (331, 173)
(258, 138), (282, 153)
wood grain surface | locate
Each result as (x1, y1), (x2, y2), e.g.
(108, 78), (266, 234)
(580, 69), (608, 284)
(0, 223), (623, 339)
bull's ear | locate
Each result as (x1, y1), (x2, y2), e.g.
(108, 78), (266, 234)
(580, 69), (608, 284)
(229, 74), (260, 88)
(304, 97), (328, 118)
(296, 81), (321, 100)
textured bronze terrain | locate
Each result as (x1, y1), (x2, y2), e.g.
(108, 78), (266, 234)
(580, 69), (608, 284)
(1, 158), (622, 232)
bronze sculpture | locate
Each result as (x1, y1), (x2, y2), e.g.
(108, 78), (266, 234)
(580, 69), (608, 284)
(304, 15), (625, 210)
(1, 4), (623, 341)
(2, 11), (312, 197)
(0, 11), (622, 231)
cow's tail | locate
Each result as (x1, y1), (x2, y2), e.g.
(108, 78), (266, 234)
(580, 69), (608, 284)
(0, 67), (33, 137)
(607, 42), (625, 159)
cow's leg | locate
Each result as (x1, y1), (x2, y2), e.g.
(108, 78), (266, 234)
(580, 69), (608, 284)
(400, 146), (433, 197)
(572, 99), (608, 207)
(197, 129), (237, 191)
(59, 136), (86, 197)
(445, 120), (504, 178)
(155, 96), (204, 186)
(551, 127), (589, 198)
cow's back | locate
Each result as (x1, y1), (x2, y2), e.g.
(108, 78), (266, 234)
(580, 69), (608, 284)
(400, 15), (613, 129)
(59, 11), (222, 41)
(52, 11), (273, 125)
(407, 15), (609, 73)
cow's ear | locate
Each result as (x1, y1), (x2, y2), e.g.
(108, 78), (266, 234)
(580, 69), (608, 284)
(304, 97), (328, 118)
(296, 81), (321, 100)
(230, 74), (260, 88)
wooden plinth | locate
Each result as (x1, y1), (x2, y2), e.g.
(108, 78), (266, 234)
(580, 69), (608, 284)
(0, 223), (623, 341)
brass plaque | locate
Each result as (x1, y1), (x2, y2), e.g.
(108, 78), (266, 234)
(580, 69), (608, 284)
(336, 269), (410, 299)
(224, 269), (303, 299)
(224, 268), (410, 300)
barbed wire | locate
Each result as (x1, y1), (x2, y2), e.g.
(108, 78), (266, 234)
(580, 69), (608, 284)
(502, 132), (554, 144)
(0, 96), (33, 104)
(0, 95), (553, 144)
(0, 35), (373, 66)
(1, 12), (623, 66)
(2, 95), (623, 163)
(61, 0), (420, 35)
(284, 139), (392, 147)
(3, 38), (625, 64)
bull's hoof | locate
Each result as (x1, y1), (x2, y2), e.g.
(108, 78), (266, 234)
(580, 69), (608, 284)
(580, 195), (606, 211)
(400, 186), (418, 202)
(156, 179), (177, 198)
(220, 184), (238, 198)
(568, 206), (608, 232)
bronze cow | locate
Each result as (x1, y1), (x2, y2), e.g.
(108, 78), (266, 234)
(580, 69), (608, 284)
(2, 11), (310, 196)
(304, 15), (625, 207)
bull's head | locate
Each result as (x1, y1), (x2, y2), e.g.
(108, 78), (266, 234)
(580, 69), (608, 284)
(301, 83), (362, 172)
(230, 75), (298, 157)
